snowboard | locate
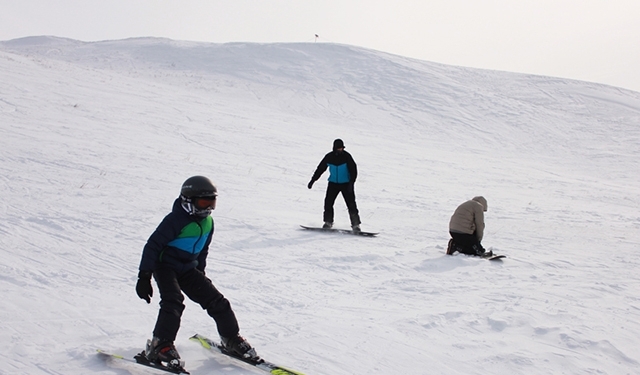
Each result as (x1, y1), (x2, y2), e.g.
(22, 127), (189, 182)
(300, 225), (378, 237)
(446, 251), (506, 260)
(483, 254), (506, 261)
(190, 333), (305, 375)
(97, 349), (189, 374)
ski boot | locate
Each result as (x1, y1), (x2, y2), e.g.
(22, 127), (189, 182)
(145, 337), (186, 372)
(351, 224), (361, 233)
(221, 334), (260, 361)
(322, 222), (333, 229)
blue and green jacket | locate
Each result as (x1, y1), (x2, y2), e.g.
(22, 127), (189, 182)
(139, 198), (213, 274)
(310, 150), (358, 185)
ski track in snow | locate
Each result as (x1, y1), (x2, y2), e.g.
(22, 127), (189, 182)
(1, 36), (640, 375)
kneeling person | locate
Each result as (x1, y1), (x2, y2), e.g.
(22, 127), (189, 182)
(447, 196), (490, 256)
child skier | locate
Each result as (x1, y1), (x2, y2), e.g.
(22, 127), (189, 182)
(135, 176), (258, 370)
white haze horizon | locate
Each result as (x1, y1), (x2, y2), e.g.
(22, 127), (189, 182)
(1, 36), (639, 375)
(2, 1), (640, 93)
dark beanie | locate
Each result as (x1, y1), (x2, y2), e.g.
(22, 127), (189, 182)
(333, 139), (345, 150)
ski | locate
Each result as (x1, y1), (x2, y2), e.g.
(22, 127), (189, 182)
(97, 349), (190, 374)
(189, 333), (305, 375)
(300, 225), (378, 237)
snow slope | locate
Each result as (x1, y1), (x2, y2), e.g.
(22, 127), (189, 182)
(1, 36), (639, 375)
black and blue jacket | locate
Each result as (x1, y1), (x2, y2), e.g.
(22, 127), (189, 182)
(311, 150), (358, 185)
(139, 198), (213, 275)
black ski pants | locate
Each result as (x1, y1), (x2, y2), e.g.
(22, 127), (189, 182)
(323, 182), (361, 226)
(449, 231), (486, 256)
(152, 266), (239, 341)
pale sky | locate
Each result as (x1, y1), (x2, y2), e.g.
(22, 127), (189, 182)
(2, 0), (639, 92)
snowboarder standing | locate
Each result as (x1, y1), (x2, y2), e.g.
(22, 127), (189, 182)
(447, 196), (491, 256)
(135, 176), (258, 370)
(307, 139), (362, 232)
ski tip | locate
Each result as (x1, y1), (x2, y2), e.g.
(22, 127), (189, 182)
(189, 333), (213, 349)
(96, 349), (124, 359)
(275, 366), (307, 375)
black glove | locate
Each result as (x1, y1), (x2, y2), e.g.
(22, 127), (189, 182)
(307, 180), (314, 189)
(136, 270), (153, 304)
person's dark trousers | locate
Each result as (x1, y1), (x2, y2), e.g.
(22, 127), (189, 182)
(449, 231), (485, 255)
(323, 182), (360, 225)
(152, 266), (239, 341)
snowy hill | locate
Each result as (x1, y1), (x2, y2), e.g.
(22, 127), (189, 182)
(1, 36), (639, 374)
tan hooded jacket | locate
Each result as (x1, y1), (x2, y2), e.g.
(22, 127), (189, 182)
(449, 196), (488, 241)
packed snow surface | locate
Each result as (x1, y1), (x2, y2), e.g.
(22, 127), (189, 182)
(1, 36), (640, 374)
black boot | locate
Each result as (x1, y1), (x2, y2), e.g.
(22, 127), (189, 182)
(145, 337), (183, 367)
(446, 239), (455, 255)
(349, 212), (361, 233)
(221, 334), (259, 360)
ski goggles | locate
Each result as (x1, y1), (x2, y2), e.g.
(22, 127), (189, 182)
(193, 196), (217, 209)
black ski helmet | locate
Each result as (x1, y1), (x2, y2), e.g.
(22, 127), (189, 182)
(180, 176), (217, 217)
(181, 175), (217, 198)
